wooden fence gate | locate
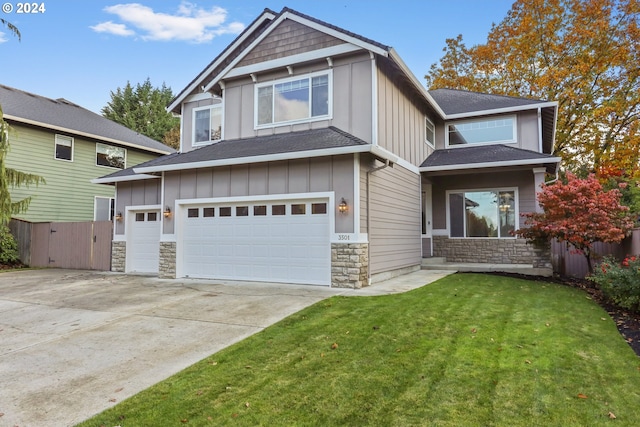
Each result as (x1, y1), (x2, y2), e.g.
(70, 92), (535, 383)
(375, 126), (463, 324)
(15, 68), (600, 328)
(10, 220), (113, 270)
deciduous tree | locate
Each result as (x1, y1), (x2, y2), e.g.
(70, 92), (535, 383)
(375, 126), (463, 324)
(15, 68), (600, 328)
(102, 78), (180, 149)
(515, 173), (634, 273)
(426, 0), (640, 176)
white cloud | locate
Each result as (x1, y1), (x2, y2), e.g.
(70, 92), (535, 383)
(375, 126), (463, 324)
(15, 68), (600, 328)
(0, 32), (7, 43)
(90, 21), (135, 36)
(92, 2), (245, 43)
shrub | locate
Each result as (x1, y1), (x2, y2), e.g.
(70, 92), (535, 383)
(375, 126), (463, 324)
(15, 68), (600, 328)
(589, 255), (640, 313)
(0, 225), (20, 265)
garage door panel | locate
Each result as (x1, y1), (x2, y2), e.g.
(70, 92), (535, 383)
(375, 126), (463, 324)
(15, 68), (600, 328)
(181, 200), (330, 285)
(128, 212), (161, 274)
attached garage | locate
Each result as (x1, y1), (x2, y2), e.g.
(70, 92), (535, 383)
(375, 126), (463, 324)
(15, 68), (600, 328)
(177, 197), (331, 285)
(127, 210), (161, 273)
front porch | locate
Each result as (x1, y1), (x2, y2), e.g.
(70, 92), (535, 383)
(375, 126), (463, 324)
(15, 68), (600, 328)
(421, 257), (553, 277)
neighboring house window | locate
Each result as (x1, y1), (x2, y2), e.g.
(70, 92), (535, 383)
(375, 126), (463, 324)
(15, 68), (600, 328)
(96, 143), (126, 169)
(94, 197), (115, 221)
(448, 189), (516, 238)
(55, 134), (74, 161)
(255, 71), (331, 128)
(425, 117), (435, 147)
(193, 103), (222, 145)
(446, 116), (516, 147)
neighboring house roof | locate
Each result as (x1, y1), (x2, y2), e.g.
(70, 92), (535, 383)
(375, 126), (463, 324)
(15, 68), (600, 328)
(0, 84), (174, 155)
(133, 127), (380, 174)
(420, 144), (561, 174)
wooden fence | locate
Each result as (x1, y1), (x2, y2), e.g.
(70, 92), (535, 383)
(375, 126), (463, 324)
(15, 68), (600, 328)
(551, 229), (640, 278)
(9, 219), (113, 270)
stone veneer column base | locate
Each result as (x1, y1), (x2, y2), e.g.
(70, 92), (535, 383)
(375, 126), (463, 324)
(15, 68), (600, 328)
(331, 243), (369, 289)
(159, 241), (177, 278)
(111, 241), (126, 272)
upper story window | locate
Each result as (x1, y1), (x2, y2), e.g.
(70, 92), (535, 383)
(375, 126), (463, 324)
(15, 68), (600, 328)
(425, 117), (435, 147)
(194, 103), (222, 145)
(55, 134), (73, 161)
(255, 71), (331, 128)
(446, 116), (516, 147)
(96, 143), (126, 169)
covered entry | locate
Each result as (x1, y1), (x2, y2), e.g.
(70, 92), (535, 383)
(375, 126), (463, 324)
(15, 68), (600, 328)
(178, 197), (331, 285)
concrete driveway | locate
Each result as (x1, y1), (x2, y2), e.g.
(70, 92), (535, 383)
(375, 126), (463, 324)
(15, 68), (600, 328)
(0, 269), (346, 427)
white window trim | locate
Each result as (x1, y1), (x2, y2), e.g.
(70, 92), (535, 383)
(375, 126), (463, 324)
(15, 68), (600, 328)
(54, 134), (74, 162)
(96, 143), (127, 169)
(425, 117), (435, 148)
(445, 187), (518, 239)
(445, 115), (517, 148)
(192, 103), (223, 147)
(254, 70), (333, 130)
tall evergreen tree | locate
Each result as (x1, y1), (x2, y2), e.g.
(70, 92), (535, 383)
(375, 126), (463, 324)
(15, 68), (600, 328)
(102, 78), (180, 148)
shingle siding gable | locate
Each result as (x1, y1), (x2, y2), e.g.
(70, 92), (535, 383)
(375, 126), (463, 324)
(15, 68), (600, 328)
(237, 20), (346, 67)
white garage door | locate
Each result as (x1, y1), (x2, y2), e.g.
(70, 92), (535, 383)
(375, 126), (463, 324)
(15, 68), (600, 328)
(128, 211), (161, 273)
(181, 199), (330, 285)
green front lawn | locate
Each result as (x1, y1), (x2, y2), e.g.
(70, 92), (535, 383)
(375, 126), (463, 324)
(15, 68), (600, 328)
(78, 273), (640, 426)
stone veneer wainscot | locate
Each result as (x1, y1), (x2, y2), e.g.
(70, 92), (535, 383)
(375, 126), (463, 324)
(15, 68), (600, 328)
(159, 241), (177, 278)
(433, 236), (551, 268)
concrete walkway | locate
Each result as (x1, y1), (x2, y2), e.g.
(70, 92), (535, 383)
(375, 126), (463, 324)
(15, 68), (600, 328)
(0, 268), (453, 427)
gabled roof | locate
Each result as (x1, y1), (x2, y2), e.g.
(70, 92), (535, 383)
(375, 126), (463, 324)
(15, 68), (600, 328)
(134, 127), (372, 174)
(168, 6), (392, 113)
(420, 144), (561, 174)
(0, 84), (174, 155)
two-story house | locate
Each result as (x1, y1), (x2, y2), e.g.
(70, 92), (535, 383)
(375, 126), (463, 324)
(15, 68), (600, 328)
(96, 7), (560, 287)
(1, 84), (174, 223)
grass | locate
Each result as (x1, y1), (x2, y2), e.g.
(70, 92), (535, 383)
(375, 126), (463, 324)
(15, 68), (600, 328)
(77, 273), (640, 427)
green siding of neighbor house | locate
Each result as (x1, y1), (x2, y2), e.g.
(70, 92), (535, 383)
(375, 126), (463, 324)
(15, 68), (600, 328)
(5, 124), (161, 222)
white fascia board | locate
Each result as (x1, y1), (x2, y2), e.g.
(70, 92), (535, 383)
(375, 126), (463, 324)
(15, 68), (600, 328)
(388, 48), (447, 120)
(91, 173), (160, 185)
(5, 114), (172, 155)
(419, 156), (562, 173)
(444, 101), (558, 120)
(224, 44), (362, 80)
(135, 145), (373, 174)
(167, 11), (276, 112)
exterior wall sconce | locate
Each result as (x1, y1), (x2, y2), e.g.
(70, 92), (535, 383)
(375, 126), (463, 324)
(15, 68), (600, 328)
(338, 198), (348, 214)
(163, 207), (172, 218)
(115, 212), (123, 222)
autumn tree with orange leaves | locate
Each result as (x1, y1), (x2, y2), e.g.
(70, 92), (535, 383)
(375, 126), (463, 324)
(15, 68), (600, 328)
(426, 0), (640, 178)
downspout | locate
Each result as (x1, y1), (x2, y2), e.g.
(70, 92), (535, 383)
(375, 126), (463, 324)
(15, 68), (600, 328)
(370, 52), (378, 146)
(366, 159), (391, 284)
(537, 107), (543, 154)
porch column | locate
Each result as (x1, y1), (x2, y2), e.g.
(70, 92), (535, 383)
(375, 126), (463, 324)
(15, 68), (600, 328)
(532, 167), (547, 213)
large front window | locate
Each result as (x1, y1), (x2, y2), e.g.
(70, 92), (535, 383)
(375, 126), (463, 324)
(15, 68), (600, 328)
(447, 116), (516, 146)
(256, 71), (331, 127)
(449, 190), (516, 238)
(194, 104), (222, 145)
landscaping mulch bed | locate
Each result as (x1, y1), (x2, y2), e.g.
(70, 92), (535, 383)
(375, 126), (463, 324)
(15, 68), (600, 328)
(485, 272), (640, 357)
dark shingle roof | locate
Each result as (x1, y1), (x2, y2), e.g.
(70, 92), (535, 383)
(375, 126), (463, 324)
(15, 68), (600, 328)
(137, 127), (367, 170)
(0, 84), (174, 154)
(421, 144), (560, 172)
(428, 88), (549, 116)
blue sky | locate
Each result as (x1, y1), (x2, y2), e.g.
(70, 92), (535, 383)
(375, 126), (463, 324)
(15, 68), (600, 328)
(1, 0), (515, 114)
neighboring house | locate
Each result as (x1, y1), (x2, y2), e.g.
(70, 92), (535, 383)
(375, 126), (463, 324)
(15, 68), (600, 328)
(96, 7), (560, 287)
(1, 84), (174, 222)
